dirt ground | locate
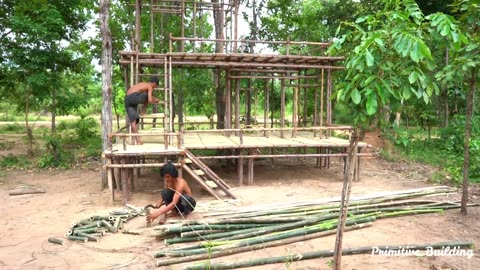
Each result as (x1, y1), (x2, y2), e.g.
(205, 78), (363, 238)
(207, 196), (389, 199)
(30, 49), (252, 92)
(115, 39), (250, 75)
(0, 150), (479, 270)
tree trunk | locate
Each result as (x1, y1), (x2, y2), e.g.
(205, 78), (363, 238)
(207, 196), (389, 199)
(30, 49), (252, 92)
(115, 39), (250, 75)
(212, 0), (225, 129)
(25, 87), (34, 158)
(100, 0), (113, 189)
(443, 48), (449, 127)
(461, 68), (476, 215)
(51, 86), (59, 163)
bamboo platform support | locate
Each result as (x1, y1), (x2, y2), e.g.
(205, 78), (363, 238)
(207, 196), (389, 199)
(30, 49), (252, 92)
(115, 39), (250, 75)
(247, 149), (254, 185)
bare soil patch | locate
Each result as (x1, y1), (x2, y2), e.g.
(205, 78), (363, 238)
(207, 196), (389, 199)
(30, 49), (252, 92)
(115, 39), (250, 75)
(0, 155), (478, 270)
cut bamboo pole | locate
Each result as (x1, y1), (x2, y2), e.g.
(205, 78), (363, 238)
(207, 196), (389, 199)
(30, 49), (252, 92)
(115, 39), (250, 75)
(161, 216), (375, 257)
(156, 223), (372, 267)
(185, 241), (475, 270)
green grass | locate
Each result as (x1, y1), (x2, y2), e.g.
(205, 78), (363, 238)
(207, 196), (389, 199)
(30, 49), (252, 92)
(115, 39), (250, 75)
(385, 125), (478, 185)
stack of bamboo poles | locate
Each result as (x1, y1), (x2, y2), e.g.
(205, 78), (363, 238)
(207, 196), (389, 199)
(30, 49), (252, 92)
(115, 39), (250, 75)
(48, 204), (145, 245)
(151, 186), (477, 268)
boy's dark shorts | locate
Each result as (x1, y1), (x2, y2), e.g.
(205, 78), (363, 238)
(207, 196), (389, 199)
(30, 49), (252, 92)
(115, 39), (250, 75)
(162, 189), (196, 215)
(125, 92), (148, 123)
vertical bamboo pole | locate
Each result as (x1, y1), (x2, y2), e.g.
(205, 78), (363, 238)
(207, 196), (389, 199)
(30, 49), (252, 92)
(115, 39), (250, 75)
(303, 77), (308, 127)
(235, 74), (240, 134)
(314, 71), (319, 137)
(192, 0), (196, 52)
(320, 69), (324, 130)
(264, 80), (269, 137)
(233, 0), (239, 51)
(122, 157), (128, 205)
(107, 157), (114, 203)
(247, 149), (254, 185)
(326, 67), (332, 168)
(327, 67), (332, 127)
(164, 55), (168, 130)
(226, 70), (232, 134)
(237, 150), (243, 186)
(180, 0), (185, 52)
(292, 77), (298, 138)
(169, 55), (173, 132)
(135, 0), (141, 84)
(333, 130), (359, 270)
(150, 0), (154, 53)
(280, 78), (285, 138)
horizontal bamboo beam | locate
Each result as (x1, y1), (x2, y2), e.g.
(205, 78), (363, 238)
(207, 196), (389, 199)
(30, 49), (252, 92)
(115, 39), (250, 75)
(119, 60), (344, 70)
(104, 162), (181, 169)
(196, 153), (374, 159)
(170, 37), (332, 47)
(229, 75), (319, 79)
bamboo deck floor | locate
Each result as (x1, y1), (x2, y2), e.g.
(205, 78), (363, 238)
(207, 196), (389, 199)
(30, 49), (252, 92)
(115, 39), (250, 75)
(105, 131), (369, 156)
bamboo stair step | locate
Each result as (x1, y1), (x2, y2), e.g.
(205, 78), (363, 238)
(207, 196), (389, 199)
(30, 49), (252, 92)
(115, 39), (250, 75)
(205, 180), (218, 189)
(183, 158), (192, 164)
(193, 169), (205, 176)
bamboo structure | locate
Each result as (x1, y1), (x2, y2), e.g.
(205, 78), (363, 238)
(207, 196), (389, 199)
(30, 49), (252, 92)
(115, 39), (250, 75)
(102, 0), (372, 205)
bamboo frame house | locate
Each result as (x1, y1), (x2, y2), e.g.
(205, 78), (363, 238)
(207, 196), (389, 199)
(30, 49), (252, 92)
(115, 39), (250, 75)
(103, 0), (371, 204)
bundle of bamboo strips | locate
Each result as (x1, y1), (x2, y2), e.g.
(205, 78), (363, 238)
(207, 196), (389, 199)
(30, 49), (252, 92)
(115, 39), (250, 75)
(151, 186), (477, 267)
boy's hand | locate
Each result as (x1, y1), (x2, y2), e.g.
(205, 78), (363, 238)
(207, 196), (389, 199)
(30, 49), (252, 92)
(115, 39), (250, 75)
(146, 209), (159, 222)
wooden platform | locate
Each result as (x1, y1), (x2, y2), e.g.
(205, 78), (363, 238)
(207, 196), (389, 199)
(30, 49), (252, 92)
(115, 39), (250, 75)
(106, 131), (368, 154)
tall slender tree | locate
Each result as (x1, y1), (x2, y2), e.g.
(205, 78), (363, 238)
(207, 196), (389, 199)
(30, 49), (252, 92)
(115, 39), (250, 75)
(100, 0), (113, 188)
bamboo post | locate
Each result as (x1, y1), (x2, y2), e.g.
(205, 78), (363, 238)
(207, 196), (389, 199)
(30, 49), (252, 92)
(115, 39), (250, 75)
(192, 0), (196, 52)
(333, 130), (359, 270)
(264, 80), (269, 137)
(107, 157), (114, 203)
(235, 75), (240, 135)
(180, 0), (185, 52)
(121, 157), (128, 205)
(134, 0), (141, 84)
(247, 149), (254, 185)
(237, 149), (243, 186)
(163, 55), (168, 130)
(292, 83), (298, 138)
(320, 69), (324, 129)
(280, 77), (285, 138)
(226, 69), (232, 134)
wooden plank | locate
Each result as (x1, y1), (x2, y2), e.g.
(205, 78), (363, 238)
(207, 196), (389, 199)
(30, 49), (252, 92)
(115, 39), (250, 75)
(193, 169), (205, 176)
(206, 180), (218, 189)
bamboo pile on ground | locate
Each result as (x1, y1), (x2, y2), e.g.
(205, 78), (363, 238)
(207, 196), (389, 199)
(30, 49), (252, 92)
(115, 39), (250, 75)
(151, 186), (478, 267)
(48, 204), (145, 245)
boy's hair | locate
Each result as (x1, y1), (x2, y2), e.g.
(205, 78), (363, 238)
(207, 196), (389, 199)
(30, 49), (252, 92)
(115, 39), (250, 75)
(149, 76), (159, 85)
(160, 161), (178, 178)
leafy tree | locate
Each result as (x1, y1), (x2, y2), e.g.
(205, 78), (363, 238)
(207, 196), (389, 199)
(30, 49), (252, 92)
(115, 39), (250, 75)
(433, 0), (479, 214)
(0, 0), (93, 159)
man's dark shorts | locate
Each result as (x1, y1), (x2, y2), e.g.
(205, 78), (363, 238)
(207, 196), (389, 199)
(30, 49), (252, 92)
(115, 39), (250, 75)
(161, 189), (196, 215)
(125, 92), (148, 123)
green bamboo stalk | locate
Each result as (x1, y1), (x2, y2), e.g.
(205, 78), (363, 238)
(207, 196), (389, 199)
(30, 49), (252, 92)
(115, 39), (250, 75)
(48, 237), (64, 245)
(184, 241), (474, 270)
(165, 223), (272, 234)
(77, 232), (99, 242)
(73, 227), (101, 235)
(89, 215), (110, 221)
(100, 220), (118, 233)
(180, 229), (226, 238)
(156, 223), (373, 267)
(159, 216), (375, 257)
(67, 235), (88, 243)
